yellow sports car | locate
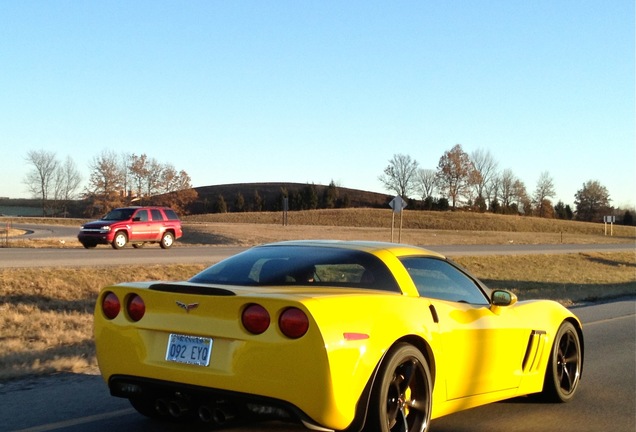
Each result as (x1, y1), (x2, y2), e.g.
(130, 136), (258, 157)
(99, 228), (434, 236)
(94, 240), (583, 431)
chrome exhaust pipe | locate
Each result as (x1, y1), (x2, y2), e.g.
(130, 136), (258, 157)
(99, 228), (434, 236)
(168, 399), (189, 418)
(198, 404), (214, 423)
(198, 403), (235, 424)
(213, 405), (235, 424)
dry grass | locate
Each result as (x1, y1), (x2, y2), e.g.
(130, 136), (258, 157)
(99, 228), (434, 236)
(186, 208), (636, 237)
(180, 222), (633, 247)
(1, 253), (634, 381)
(0, 265), (204, 380)
(454, 252), (636, 305)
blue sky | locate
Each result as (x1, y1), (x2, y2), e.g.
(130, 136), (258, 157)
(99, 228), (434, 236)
(1, 1), (634, 208)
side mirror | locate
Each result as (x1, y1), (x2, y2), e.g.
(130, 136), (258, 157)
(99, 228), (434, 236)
(491, 290), (517, 307)
(132, 216), (141, 222)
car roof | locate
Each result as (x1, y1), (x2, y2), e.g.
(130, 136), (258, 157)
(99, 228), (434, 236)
(257, 240), (446, 259)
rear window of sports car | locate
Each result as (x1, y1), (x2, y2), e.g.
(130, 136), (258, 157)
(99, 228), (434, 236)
(189, 245), (401, 292)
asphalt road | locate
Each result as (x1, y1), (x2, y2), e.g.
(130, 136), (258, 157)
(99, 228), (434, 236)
(2, 223), (635, 431)
(2, 299), (634, 432)
(1, 221), (634, 268)
(2, 243), (635, 269)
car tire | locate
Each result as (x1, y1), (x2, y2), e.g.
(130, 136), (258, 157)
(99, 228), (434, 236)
(540, 321), (582, 402)
(81, 242), (96, 249)
(364, 342), (432, 432)
(112, 232), (128, 249)
(160, 232), (175, 249)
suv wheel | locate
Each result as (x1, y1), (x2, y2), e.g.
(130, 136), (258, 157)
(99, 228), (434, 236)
(112, 232), (128, 249)
(160, 232), (174, 249)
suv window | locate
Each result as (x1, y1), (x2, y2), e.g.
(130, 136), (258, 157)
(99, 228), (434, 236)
(103, 208), (135, 221)
(151, 209), (164, 221)
(164, 209), (180, 220)
(400, 257), (489, 305)
(134, 209), (149, 222)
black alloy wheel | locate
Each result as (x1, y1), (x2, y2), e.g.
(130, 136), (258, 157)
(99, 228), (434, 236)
(541, 321), (582, 402)
(366, 343), (432, 432)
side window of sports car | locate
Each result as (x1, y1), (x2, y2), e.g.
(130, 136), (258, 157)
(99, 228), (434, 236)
(400, 257), (489, 305)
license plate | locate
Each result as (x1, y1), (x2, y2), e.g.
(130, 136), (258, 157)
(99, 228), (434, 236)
(165, 334), (213, 366)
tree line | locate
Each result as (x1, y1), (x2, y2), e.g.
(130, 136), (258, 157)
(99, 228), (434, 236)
(23, 149), (197, 217)
(378, 146), (631, 225)
(22, 147), (632, 226)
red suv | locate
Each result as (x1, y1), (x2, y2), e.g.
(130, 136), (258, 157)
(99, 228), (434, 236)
(78, 206), (183, 249)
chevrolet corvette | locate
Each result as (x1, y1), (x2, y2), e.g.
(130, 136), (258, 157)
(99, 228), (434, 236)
(94, 240), (583, 431)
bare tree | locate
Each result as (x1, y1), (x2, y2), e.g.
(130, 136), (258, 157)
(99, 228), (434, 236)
(128, 153), (150, 201)
(52, 156), (82, 216)
(533, 171), (556, 217)
(23, 149), (59, 216)
(514, 178), (531, 214)
(85, 150), (126, 214)
(143, 161), (198, 213)
(119, 152), (132, 200)
(416, 168), (437, 200)
(498, 169), (516, 209)
(145, 158), (163, 197)
(436, 144), (481, 209)
(497, 168), (529, 213)
(378, 154), (420, 198)
(470, 148), (499, 207)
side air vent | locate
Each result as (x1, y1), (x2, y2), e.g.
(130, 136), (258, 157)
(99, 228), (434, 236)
(429, 305), (439, 323)
(521, 330), (547, 372)
(149, 283), (236, 296)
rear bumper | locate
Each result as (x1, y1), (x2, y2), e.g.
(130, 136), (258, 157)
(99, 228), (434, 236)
(109, 374), (324, 429)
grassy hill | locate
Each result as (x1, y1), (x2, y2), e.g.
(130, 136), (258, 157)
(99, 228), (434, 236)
(185, 207), (636, 238)
(192, 182), (393, 211)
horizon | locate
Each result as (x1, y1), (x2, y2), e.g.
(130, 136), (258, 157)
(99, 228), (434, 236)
(1, 180), (634, 215)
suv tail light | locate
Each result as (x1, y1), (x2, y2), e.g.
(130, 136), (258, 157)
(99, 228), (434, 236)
(127, 294), (145, 321)
(102, 292), (121, 319)
(242, 304), (270, 334)
(279, 307), (309, 339)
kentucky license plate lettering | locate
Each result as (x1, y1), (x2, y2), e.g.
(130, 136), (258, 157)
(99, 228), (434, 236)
(166, 334), (213, 366)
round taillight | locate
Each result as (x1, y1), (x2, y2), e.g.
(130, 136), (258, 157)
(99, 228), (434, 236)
(279, 307), (309, 339)
(102, 292), (120, 320)
(127, 294), (145, 322)
(242, 304), (270, 335)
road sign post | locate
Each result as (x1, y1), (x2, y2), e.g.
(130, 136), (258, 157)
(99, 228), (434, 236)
(282, 197), (289, 226)
(388, 196), (408, 242)
(603, 215), (615, 236)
